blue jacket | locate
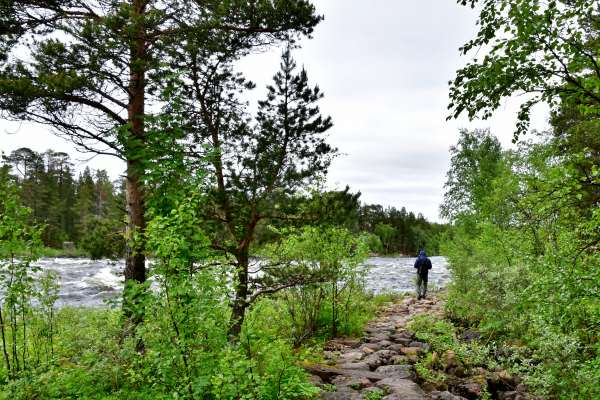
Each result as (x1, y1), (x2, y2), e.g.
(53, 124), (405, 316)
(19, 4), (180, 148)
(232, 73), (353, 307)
(414, 250), (432, 276)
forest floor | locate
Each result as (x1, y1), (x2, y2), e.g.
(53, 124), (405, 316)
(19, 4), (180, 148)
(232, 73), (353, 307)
(305, 294), (539, 400)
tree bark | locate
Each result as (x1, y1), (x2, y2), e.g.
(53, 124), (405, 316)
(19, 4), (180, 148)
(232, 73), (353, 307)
(229, 249), (249, 338)
(123, 0), (147, 328)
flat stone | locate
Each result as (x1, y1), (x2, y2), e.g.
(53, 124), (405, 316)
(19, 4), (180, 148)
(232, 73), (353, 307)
(400, 347), (422, 356)
(369, 334), (391, 342)
(361, 346), (376, 355)
(396, 338), (413, 345)
(431, 391), (468, 400)
(382, 394), (428, 400)
(331, 375), (372, 390)
(339, 362), (370, 371)
(303, 364), (385, 382)
(339, 351), (364, 362)
(375, 364), (414, 380)
(378, 339), (393, 348)
(388, 344), (405, 352)
(320, 390), (362, 400)
(364, 349), (398, 368)
(335, 338), (362, 347)
(363, 354), (385, 369)
(376, 377), (425, 393)
(391, 332), (413, 341)
(361, 342), (382, 351)
(373, 349), (397, 358)
(376, 378), (426, 400)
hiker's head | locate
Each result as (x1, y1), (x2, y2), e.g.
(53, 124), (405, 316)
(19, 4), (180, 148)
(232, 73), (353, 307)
(419, 249), (426, 257)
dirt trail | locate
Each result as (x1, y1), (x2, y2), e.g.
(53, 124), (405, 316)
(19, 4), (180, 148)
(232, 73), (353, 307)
(306, 295), (460, 400)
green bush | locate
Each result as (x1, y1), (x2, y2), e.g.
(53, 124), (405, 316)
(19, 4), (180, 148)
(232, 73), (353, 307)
(260, 226), (372, 344)
(440, 133), (600, 397)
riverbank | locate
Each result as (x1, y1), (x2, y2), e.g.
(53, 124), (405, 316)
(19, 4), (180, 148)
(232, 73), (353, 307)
(307, 292), (541, 400)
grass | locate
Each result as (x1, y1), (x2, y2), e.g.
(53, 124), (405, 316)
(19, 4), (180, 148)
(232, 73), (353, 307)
(0, 288), (407, 400)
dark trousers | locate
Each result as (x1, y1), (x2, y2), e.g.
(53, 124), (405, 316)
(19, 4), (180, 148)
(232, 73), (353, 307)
(416, 273), (428, 298)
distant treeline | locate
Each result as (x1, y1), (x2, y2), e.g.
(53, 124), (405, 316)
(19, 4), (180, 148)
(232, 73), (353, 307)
(255, 187), (446, 256)
(357, 204), (445, 255)
(1, 148), (444, 258)
(1, 148), (125, 258)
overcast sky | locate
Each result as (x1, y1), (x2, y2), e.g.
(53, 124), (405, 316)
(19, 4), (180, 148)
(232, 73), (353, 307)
(0, 1), (549, 222)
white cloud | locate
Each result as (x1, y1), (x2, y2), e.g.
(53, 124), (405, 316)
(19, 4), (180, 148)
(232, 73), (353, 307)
(0, 0), (551, 222)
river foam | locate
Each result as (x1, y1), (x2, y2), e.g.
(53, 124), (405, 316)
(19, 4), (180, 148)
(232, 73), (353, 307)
(31, 256), (451, 307)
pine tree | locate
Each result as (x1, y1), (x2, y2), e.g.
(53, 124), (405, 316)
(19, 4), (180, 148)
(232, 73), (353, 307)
(181, 47), (335, 336)
(0, 0), (322, 325)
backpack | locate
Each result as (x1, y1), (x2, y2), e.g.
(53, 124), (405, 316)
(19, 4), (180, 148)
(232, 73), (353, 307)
(417, 258), (428, 276)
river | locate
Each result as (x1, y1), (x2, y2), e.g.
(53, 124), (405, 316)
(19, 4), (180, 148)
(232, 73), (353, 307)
(32, 256), (451, 307)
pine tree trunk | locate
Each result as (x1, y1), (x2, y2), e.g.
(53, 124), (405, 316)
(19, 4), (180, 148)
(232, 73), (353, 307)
(123, 0), (147, 330)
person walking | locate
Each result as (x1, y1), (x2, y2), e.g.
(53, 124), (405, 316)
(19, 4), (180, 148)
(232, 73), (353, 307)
(414, 249), (432, 299)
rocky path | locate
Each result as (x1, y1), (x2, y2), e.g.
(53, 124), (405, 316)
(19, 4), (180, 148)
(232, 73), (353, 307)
(305, 295), (465, 400)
